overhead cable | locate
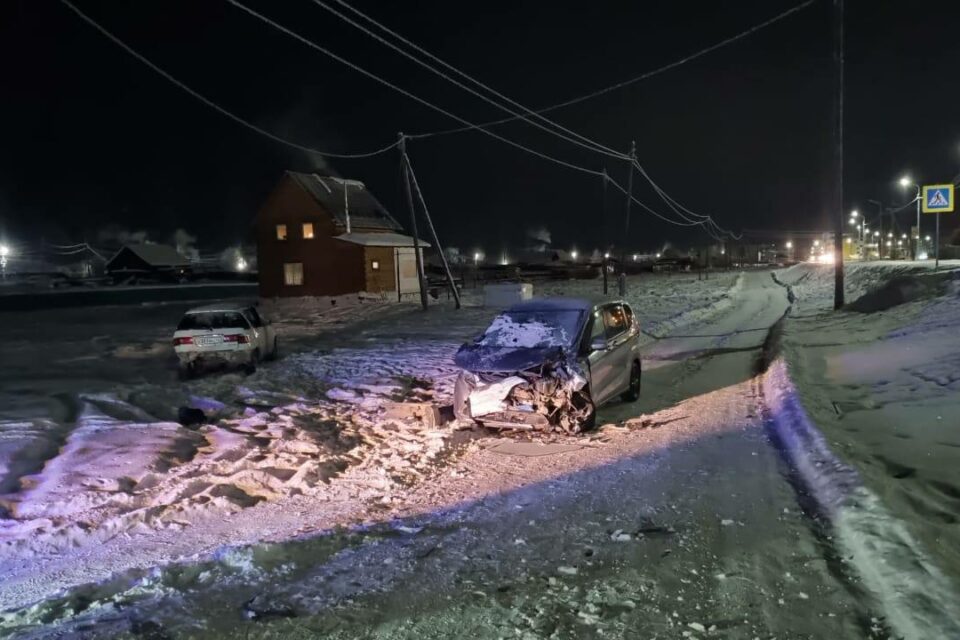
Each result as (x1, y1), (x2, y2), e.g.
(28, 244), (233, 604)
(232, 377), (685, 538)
(59, 0), (401, 159)
(226, 0), (605, 176)
(317, 0), (627, 159)
(413, 0), (817, 138)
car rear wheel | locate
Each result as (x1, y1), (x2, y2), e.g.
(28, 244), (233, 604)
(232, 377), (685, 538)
(621, 360), (641, 402)
(245, 350), (260, 375)
(267, 337), (279, 361)
(178, 361), (196, 381)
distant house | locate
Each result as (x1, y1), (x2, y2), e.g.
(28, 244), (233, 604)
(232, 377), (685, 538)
(105, 243), (191, 282)
(256, 171), (429, 298)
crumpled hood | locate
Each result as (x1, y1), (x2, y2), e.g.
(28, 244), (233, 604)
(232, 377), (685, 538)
(454, 344), (568, 373)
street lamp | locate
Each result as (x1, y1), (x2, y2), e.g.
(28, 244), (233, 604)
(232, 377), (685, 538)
(786, 241), (793, 249)
(899, 175), (921, 260)
(571, 250), (578, 261)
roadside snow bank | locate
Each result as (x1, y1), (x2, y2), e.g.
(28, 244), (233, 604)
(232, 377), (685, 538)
(777, 260), (960, 312)
(763, 359), (960, 639)
(638, 273), (744, 339)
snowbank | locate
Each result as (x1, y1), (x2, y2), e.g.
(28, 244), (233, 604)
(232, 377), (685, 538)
(763, 359), (960, 639)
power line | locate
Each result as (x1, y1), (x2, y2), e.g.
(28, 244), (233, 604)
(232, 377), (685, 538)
(606, 176), (702, 227)
(633, 161), (742, 240)
(59, 0), (401, 160)
(413, 0), (817, 138)
(226, 0), (606, 176)
(317, 0), (627, 160)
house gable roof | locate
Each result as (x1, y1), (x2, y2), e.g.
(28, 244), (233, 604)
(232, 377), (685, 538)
(106, 243), (190, 269)
(287, 171), (402, 232)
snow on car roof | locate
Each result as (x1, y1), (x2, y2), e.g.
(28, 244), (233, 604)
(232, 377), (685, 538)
(505, 297), (626, 313)
(185, 303), (253, 314)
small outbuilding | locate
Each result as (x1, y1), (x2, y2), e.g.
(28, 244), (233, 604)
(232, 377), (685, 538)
(256, 171), (428, 298)
(105, 243), (191, 282)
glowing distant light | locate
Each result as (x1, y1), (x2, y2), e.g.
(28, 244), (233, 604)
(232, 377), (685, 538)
(603, 252), (610, 259)
(235, 257), (248, 272)
(897, 240), (904, 246)
(925, 235), (932, 241)
(887, 232), (894, 238)
(846, 238), (852, 244)
(0, 245), (8, 258)
(786, 241), (793, 249)
(918, 252), (929, 260)
(873, 231), (879, 237)
(813, 240), (820, 247)
(571, 250), (578, 260)
(899, 176), (912, 188)
(632, 254), (638, 261)
(656, 252), (662, 259)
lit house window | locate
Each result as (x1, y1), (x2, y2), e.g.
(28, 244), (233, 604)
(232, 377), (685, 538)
(276, 224), (287, 240)
(283, 262), (304, 286)
(302, 223), (314, 239)
(371, 260), (380, 271)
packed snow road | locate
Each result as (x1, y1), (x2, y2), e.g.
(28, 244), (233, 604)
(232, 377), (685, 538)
(0, 271), (896, 638)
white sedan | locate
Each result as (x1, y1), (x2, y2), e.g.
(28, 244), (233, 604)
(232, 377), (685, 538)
(172, 303), (277, 377)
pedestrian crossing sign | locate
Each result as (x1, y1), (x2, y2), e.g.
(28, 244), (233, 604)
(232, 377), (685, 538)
(922, 184), (954, 213)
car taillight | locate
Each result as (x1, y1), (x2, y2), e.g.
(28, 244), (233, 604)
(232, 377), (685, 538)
(223, 334), (250, 344)
(173, 336), (193, 346)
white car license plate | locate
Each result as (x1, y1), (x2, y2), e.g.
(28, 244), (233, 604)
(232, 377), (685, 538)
(196, 335), (224, 346)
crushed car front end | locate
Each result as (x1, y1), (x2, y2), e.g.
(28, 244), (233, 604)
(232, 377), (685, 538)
(452, 300), (596, 433)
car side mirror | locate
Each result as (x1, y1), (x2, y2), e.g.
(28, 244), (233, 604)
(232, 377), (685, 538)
(590, 337), (608, 352)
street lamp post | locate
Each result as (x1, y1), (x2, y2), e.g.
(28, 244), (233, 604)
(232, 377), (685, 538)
(900, 176), (921, 260)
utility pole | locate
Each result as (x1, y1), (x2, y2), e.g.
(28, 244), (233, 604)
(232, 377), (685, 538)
(404, 149), (461, 309)
(914, 185), (921, 261)
(832, 0), (845, 310)
(602, 168), (609, 295)
(399, 133), (428, 310)
(620, 141), (636, 297)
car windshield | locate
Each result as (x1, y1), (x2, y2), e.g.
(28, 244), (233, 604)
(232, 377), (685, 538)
(477, 309), (582, 349)
(177, 312), (250, 331)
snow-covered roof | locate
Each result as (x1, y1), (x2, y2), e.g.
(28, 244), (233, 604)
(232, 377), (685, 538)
(506, 297), (595, 313)
(288, 172), (402, 232)
(185, 302), (253, 314)
(106, 244), (190, 268)
(334, 232), (431, 248)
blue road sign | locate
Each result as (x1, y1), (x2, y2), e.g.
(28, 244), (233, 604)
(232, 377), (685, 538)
(922, 184), (954, 213)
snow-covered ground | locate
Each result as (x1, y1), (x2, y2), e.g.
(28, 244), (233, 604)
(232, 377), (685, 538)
(0, 273), (747, 622)
(772, 260), (960, 636)
(8, 263), (960, 638)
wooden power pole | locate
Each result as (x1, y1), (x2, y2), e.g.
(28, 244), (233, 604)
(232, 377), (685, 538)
(399, 133), (428, 310)
(832, 0), (845, 310)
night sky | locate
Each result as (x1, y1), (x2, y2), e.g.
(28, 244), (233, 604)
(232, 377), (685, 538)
(2, 0), (959, 255)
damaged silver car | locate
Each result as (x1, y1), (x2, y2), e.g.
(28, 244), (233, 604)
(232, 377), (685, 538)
(453, 298), (641, 433)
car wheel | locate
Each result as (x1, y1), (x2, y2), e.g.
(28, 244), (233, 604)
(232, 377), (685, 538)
(621, 360), (641, 402)
(178, 362), (195, 381)
(245, 350), (260, 375)
(269, 337), (278, 361)
(453, 374), (473, 423)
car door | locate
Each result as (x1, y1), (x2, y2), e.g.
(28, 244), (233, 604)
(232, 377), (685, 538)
(599, 303), (632, 400)
(584, 307), (614, 404)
